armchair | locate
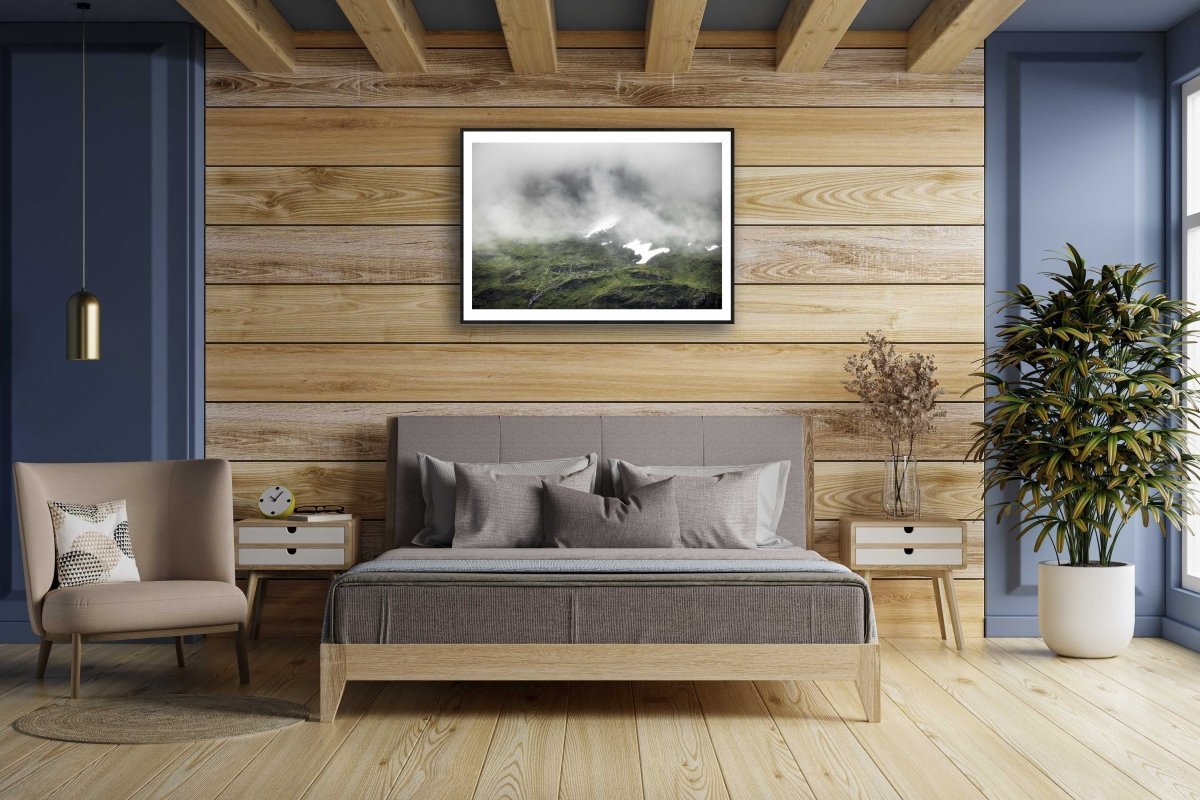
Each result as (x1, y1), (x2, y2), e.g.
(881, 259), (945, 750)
(12, 459), (249, 697)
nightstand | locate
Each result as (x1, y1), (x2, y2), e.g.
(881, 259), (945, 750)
(235, 517), (360, 638)
(839, 516), (967, 650)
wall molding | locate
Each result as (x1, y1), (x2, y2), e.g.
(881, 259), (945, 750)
(983, 32), (1166, 635)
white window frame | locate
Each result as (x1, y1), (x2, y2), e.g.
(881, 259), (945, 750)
(1183, 75), (1200, 592)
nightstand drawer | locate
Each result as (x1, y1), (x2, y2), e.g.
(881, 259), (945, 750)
(854, 525), (963, 545)
(238, 547), (348, 567)
(237, 525), (346, 545)
(855, 547), (964, 567)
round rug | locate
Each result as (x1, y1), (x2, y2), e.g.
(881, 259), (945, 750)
(13, 694), (309, 743)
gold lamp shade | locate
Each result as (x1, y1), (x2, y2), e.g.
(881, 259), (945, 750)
(67, 290), (100, 360)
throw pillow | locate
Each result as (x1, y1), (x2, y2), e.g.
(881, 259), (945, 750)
(414, 452), (598, 546)
(48, 499), (141, 588)
(617, 462), (760, 549)
(609, 458), (793, 547)
(452, 461), (598, 547)
(543, 478), (681, 548)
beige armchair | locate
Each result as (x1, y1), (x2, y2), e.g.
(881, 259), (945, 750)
(12, 459), (249, 697)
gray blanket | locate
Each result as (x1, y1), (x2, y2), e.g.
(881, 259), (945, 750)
(324, 547), (875, 644)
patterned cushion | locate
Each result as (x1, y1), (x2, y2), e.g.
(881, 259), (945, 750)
(48, 500), (141, 588)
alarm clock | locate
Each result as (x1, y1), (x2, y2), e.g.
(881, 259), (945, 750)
(258, 485), (296, 519)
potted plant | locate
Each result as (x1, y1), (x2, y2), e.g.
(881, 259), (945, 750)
(970, 245), (1200, 657)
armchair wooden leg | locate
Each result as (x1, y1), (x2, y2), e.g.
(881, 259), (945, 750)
(175, 636), (186, 668)
(70, 634), (82, 699)
(235, 623), (250, 684)
(36, 639), (52, 680)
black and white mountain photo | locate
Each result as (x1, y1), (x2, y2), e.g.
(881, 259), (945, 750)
(462, 130), (732, 323)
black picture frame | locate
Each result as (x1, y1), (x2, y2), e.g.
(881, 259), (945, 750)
(460, 127), (735, 324)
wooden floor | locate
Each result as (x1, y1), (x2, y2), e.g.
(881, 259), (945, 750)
(0, 637), (1198, 799)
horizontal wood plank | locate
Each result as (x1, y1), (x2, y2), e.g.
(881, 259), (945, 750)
(736, 167), (982, 225)
(229, 459), (981, 520)
(206, 343), (984, 402)
(205, 284), (984, 343)
(358, 517), (986, 576)
(204, 401), (981, 462)
(736, 225), (983, 284)
(206, 107), (983, 166)
(814, 461), (982, 520)
(205, 167), (458, 225)
(206, 166), (982, 225)
(206, 29), (910, 50)
(205, 225), (985, 285)
(205, 225), (459, 283)
(873, 577), (982, 637)
(205, 48), (982, 108)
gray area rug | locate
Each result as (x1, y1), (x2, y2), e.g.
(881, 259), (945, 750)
(13, 694), (309, 743)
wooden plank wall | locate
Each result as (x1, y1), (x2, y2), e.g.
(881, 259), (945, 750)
(203, 37), (985, 637)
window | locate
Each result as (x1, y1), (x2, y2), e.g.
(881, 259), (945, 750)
(1183, 75), (1200, 592)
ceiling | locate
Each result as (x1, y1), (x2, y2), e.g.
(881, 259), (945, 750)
(2, 0), (1200, 32)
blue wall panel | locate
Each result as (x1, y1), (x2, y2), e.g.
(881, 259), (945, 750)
(0, 24), (204, 641)
(985, 33), (1166, 636)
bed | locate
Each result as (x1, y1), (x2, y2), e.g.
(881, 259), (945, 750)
(320, 415), (879, 722)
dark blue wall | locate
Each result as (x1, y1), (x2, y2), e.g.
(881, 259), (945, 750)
(0, 23), (204, 641)
(1163, 9), (1200, 651)
(984, 32), (1167, 636)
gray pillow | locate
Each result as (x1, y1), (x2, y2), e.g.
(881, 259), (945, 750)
(543, 479), (681, 549)
(452, 461), (598, 548)
(609, 458), (793, 548)
(414, 452), (597, 546)
(617, 461), (760, 549)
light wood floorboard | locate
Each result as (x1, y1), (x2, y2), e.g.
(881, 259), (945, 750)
(0, 637), (1197, 799)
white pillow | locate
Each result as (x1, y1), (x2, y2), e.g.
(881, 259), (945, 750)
(48, 499), (141, 588)
(608, 459), (793, 548)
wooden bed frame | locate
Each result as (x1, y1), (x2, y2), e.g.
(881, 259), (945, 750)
(320, 640), (880, 722)
(319, 415), (881, 723)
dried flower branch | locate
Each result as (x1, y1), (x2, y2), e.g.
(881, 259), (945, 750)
(843, 331), (945, 459)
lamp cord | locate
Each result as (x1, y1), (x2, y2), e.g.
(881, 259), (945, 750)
(79, 3), (87, 291)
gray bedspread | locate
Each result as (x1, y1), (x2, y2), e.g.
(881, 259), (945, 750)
(323, 547), (874, 646)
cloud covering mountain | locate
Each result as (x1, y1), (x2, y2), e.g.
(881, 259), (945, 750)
(469, 141), (723, 248)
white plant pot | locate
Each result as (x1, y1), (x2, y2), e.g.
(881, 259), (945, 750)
(1038, 561), (1134, 658)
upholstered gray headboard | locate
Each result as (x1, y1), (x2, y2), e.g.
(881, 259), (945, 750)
(386, 415), (814, 549)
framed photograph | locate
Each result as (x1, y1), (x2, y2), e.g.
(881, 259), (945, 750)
(461, 128), (734, 323)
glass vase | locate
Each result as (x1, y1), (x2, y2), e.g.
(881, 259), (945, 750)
(882, 455), (920, 518)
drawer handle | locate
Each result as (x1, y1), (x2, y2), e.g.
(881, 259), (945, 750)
(286, 526), (297, 534)
(903, 547), (914, 555)
(903, 526), (914, 534)
(286, 547), (297, 555)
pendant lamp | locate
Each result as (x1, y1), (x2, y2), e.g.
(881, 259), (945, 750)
(67, 2), (99, 361)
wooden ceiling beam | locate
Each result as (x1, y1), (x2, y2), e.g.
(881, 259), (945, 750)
(907, 0), (1024, 72)
(334, 0), (427, 73)
(776, 0), (870, 72)
(177, 0), (295, 72)
(494, 0), (557, 73)
(645, 0), (708, 73)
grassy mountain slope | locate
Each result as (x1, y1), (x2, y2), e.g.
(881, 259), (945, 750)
(470, 236), (722, 310)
